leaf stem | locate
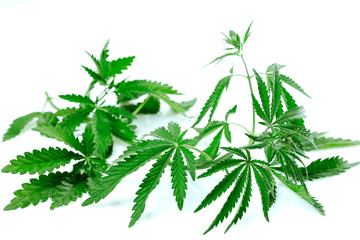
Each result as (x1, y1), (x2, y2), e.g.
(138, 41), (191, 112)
(240, 55), (256, 141)
(228, 122), (251, 135)
(132, 95), (152, 115)
(44, 92), (60, 111)
(181, 144), (213, 163)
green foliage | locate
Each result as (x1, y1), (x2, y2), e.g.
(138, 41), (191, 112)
(1, 24), (359, 235)
(3, 112), (41, 141)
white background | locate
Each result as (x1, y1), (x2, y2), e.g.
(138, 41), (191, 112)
(0, 0), (360, 239)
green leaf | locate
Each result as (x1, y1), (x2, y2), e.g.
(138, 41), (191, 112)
(3, 112), (41, 141)
(109, 117), (137, 143)
(178, 146), (197, 181)
(192, 75), (231, 127)
(270, 65), (282, 122)
(4, 172), (69, 210)
(37, 112), (59, 126)
(55, 107), (77, 117)
(252, 165), (270, 221)
(254, 70), (270, 120)
(59, 94), (95, 105)
(50, 174), (88, 210)
(223, 123), (232, 143)
(304, 133), (360, 151)
(33, 125), (85, 154)
(252, 94), (268, 122)
(225, 105), (237, 122)
(99, 40), (111, 79)
(124, 96), (161, 114)
(203, 165), (249, 234)
(300, 156), (360, 181)
(280, 74), (311, 98)
(2, 147), (83, 175)
(171, 148), (187, 210)
(58, 107), (94, 131)
(194, 121), (226, 142)
(225, 167), (252, 232)
(81, 123), (95, 157)
(109, 56), (135, 77)
(197, 158), (244, 179)
(100, 106), (136, 120)
(208, 52), (237, 65)
(129, 148), (174, 227)
(195, 164), (245, 214)
(91, 109), (113, 157)
(273, 106), (306, 125)
(81, 66), (106, 85)
(221, 147), (247, 159)
(281, 87), (305, 127)
(199, 128), (224, 162)
(82, 140), (173, 206)
(243, 21), (253, 44)
(272, 170), (325, 215)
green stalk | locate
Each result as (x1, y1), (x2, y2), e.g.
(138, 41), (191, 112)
(132, 95), (152, 115)
(181, 144), (213, 163)
(240, 55), (256, 141)
(45, 92), (60, 111)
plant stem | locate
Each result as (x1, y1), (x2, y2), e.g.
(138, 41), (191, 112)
(181, 144), (213, 163)
(45, 92), (60, 111)
(228, 122), (251, 135)
(132, 95), (151, 115)
(240, 55), (256, 141)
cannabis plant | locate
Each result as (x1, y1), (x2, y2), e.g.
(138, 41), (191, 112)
(2, 23), (359, 234)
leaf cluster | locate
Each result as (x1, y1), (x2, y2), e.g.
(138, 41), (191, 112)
(1, 24), (359, 235)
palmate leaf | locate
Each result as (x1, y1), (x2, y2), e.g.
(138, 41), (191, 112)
(85, 122), (197, 226)
(129, 148), (174, 227)
(3, 112), (41, 141)
(202, 165), (249, 234)
(1, 147), (83, 175)
(192, 75), (232, 127)
(300, 156), (360, 181)
(82, 140), (173, 206)
(271, 170), (325, 215)
(4, 172), (69, 210)
(195, 164), (245, 214)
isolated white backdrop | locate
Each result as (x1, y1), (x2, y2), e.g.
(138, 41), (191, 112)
(0, 0), (360, 239)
